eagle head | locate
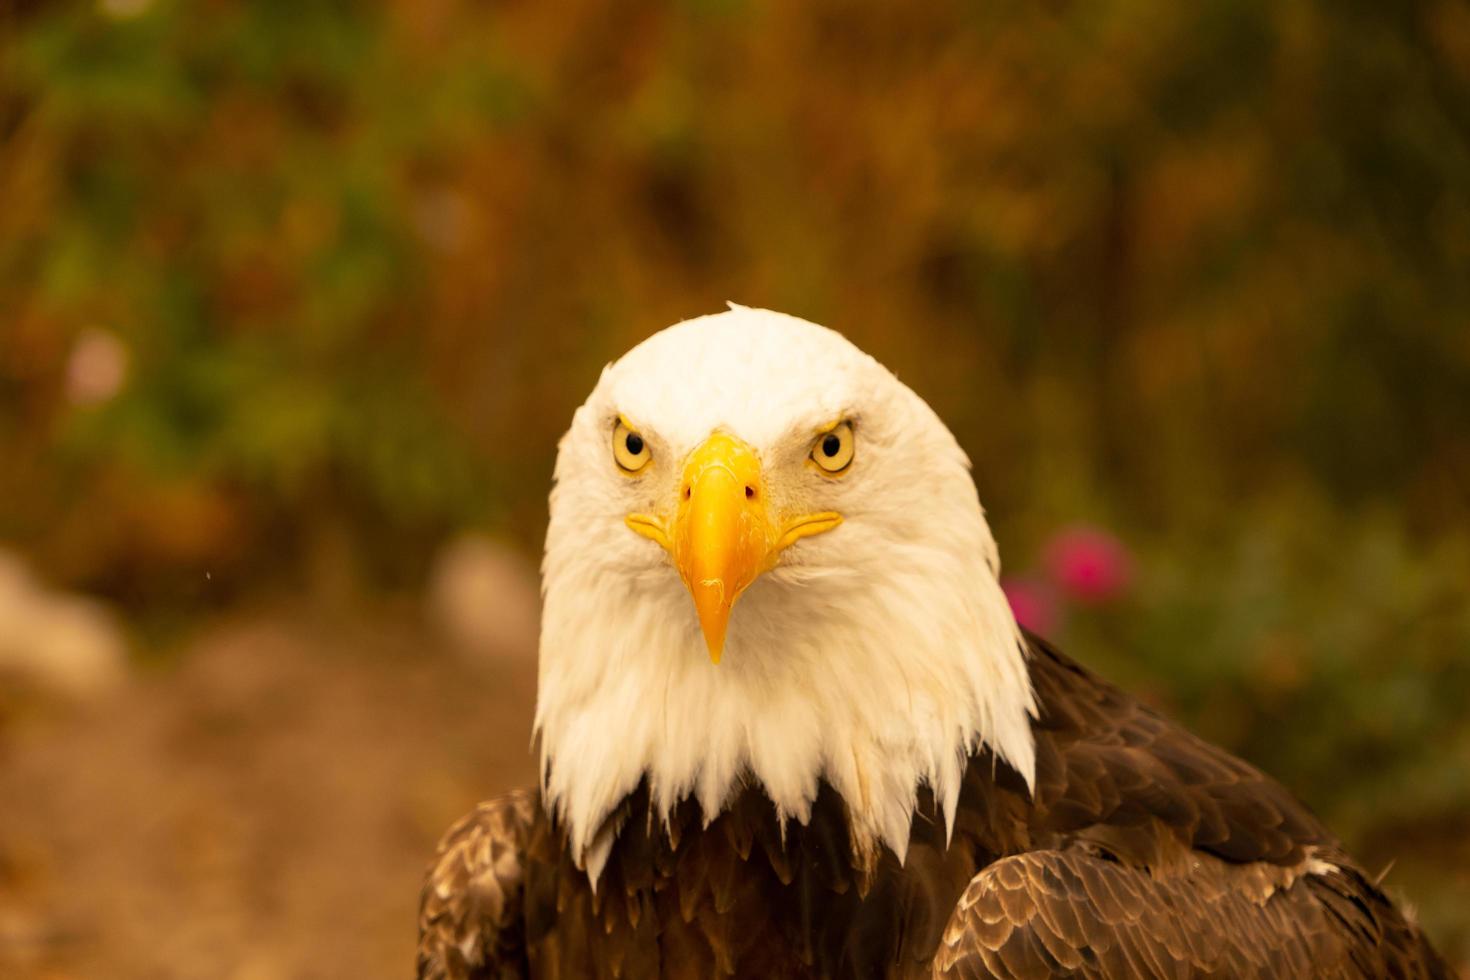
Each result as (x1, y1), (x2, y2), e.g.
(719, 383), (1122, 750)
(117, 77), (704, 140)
(534, 306), (1035, 882)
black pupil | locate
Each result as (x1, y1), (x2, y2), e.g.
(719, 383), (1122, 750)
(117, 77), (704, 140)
(821, 434), (842, 458)
(624, 432), (644, 456)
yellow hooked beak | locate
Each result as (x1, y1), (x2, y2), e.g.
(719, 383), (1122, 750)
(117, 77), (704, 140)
(626, 432), (842, 664)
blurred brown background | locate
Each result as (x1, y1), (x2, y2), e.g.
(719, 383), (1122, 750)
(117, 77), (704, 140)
(2, 0), (1468, 976)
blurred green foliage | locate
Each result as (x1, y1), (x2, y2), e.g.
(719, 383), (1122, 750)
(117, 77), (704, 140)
(1, 0), (1468, 956)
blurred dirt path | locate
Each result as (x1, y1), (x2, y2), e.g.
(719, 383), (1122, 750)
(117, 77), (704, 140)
(0, 611), (537, 980)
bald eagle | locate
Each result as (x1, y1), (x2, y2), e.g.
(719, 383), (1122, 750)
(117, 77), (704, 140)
(418, 308), (1447, 979)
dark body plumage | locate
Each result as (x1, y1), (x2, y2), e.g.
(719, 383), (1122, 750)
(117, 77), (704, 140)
(418, 634), (1448, 979)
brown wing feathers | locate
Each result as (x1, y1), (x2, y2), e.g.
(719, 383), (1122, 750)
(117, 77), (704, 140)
(931, 845), (1451, 979)
(933, 847), (1311, 978)
(931, 636), (1450, 979)
(1022, 634), (1327, 870)
(418, 788), (538, 980)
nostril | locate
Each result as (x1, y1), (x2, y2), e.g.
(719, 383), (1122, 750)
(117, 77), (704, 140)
(683, 484), (691, 500)
(744, 485), (756, 500)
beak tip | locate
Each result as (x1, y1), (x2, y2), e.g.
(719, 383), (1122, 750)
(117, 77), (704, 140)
(697, 609), (729, 665)
(692, 578), (734, 665)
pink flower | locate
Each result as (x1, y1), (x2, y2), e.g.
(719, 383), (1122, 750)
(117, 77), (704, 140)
(1044, 525), (1134, 604)
(1002, 577), (1061, 636)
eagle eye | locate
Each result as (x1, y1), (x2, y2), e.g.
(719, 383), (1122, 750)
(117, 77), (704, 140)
(613, 419), (651, 473)
(811, 422), (854, 474)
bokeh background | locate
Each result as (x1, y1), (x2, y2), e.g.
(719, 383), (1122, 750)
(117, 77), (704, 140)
(2, 0), (1468, 975)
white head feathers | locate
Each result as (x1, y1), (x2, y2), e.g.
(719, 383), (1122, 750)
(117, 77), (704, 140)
(534, 306), (1035, 883)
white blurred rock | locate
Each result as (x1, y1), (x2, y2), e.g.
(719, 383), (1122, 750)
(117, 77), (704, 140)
(0, 549), (128, 698)
(427, 534), (539, 666)
(65, 327), (129, 406)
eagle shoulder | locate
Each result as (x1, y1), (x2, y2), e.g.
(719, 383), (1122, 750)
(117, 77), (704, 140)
(928, 635), (1452, 979)
(930, 844), (1449, 979)
(417, 787), (538, 980)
